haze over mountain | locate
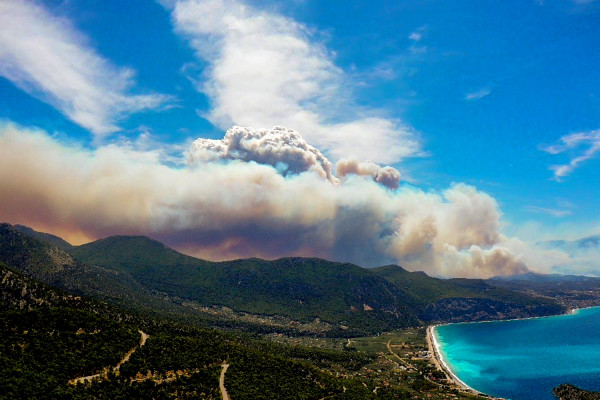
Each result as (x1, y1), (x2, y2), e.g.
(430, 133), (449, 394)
(538, 235), (600, 251)
(2, 223), (570, 335)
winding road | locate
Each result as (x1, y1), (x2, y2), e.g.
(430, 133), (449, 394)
(69, 330), (149, 385)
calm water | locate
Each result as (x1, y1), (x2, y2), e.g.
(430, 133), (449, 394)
(435, 307), (600, 400)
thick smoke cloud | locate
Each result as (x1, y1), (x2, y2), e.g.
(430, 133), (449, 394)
(0, 122), (575, 278)
(188, 125), (401, 188)
(189, 126), (336, 182)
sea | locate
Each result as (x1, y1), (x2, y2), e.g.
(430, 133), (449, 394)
(434, 307), (600, 400)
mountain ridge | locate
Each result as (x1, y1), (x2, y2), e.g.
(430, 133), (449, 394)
(2, 223), (568, 334)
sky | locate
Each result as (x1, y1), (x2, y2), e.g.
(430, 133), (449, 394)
(0, 0), (599, 277)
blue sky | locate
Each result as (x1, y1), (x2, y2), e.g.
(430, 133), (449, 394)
(0, 0), (598, 276)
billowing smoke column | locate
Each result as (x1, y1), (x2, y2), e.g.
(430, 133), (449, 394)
(188, 126), (401, 189)
(189, 126), (337, 182)
(0, 122), (570, 278)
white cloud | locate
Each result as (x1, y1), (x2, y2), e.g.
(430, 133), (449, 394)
(167, 0), (421, 164)
(408, 25), (427, 42)
(409, 32), (422, 42)
(524, 205), (573, 218)
(541, 129), (600, 180)
(465, 87), (492, 101)
(0, 0), (171, 137)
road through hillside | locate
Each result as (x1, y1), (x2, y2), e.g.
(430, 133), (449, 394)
(69, 330), (148, 385)
(220, 363), (230, 400)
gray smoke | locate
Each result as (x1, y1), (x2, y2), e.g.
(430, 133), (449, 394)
(189, 126), (337, 182)
(336, 158), (401, 189)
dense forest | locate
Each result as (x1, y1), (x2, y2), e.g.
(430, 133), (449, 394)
(0, 236), (484, 399)
(0, 277), (480, 399)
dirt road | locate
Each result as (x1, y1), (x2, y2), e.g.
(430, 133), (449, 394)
(219, 363), (230, 400)
(69, 330), (148, 385)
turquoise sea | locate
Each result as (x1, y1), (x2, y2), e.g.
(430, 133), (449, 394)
(434, 307), (600, 400)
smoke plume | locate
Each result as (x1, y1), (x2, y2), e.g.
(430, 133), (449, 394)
(189, 125), (336, 182)
(0, 122), (572, 278)
(336, 158), (401, 189)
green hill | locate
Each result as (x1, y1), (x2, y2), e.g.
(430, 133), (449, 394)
(14, 224), (73, 251)
(371, 265), (481, 304)
(0, 253), (483, 400)
(372, 265), (565, 322)
(0, 223), (176, 311)
(6, 223), (566, 331)
(1, 224), (419, 334)
(70, 235), (204, 271)
(71, 236), (421, 331)
(68, 231), (563, 325)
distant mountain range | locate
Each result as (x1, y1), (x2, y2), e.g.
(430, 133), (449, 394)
(537, 234), (600, 251)
(534, 234), (600, 276)
(0, 223), (573, 335)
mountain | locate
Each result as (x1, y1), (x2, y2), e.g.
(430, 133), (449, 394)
(0, 223), (213, 320)
(487, 271), (600, 310)
(0, 245), (483, 400)
(5, 223), (568, 332)
(1, 262), (83, 310)
(69, 235), (203, 271)
(68, 233), (566, 325)
(372, 265), (486, 304)
(373, 265), (564, 322)
(489, 271), (599, 283)
(13, 224), (73, 250)
(538, 234), (600, 251)
(71, 235), (421, 332)
(1, 224), (419, 334)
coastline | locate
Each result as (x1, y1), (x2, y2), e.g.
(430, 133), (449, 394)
(434, 305), (597, 328)
(426, 306), (599, 399)
(426, 325), (485, 396)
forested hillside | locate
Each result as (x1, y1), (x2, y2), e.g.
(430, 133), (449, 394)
(2, 223), (567, 335)
(0, 253), (484, 399)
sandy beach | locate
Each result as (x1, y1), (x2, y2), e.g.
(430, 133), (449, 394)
(426, 325), (487, 397)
